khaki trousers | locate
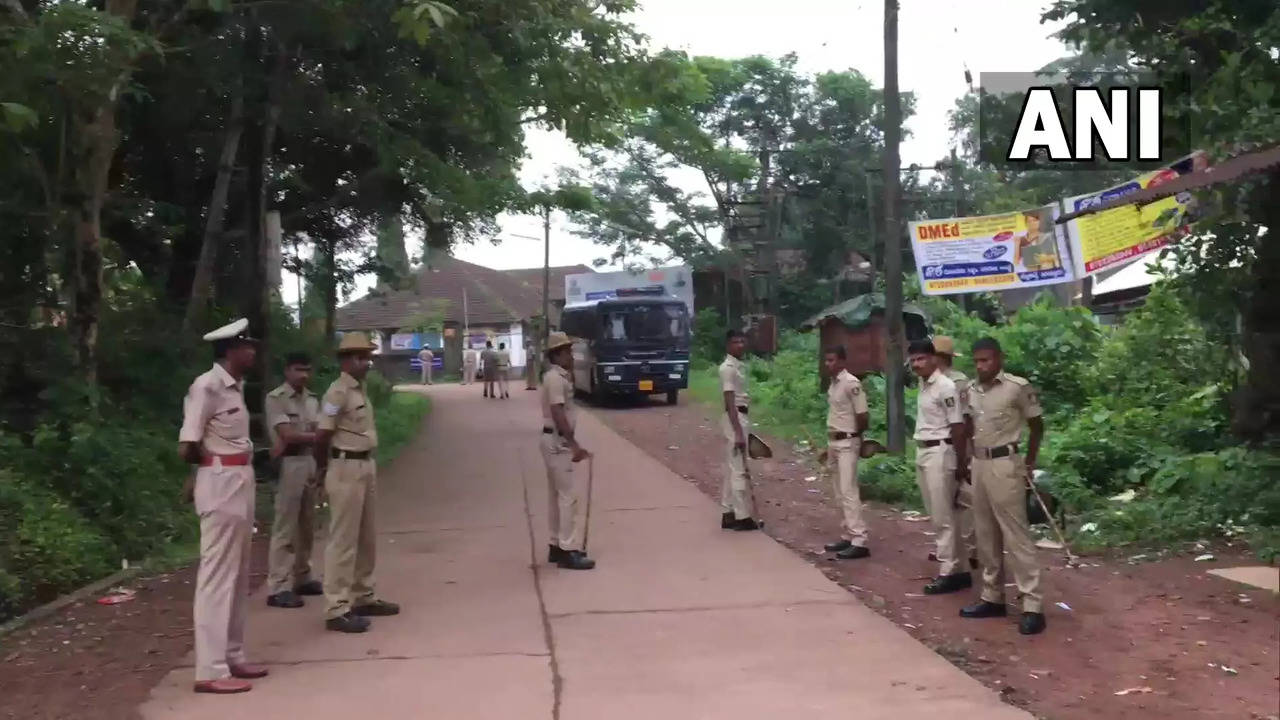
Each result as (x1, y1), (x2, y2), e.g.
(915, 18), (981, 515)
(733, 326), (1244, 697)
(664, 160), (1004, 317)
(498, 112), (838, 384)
(915, 443), (963, 576)
(498, 368), (510, 396)
(420, 364), (432, 384)
(541, 435), (586, 551)
(192, 463), (255, 681)
(720, 411), (755, 519)
(828, 436), (867, 546)
(463, 363), (476, 384)
(267, 456), (317, 595)
(323, 457), (379, 619)
(973, 454), (1043, 612)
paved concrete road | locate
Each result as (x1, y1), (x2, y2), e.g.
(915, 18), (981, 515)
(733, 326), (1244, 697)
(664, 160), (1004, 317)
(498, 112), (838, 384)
(140, 384), (1029, 719)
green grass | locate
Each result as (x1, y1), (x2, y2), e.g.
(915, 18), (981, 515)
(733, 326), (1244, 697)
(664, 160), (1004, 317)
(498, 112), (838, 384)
(376, 391), (432, 465)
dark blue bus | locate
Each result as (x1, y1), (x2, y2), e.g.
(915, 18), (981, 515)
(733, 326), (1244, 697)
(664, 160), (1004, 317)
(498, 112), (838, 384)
(560, 296), (691, 405)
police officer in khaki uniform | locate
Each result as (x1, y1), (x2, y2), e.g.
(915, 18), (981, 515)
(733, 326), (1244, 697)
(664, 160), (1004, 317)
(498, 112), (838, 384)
(314, 332), (401, 633)
(178, 318), (269, 694)
(541, 332), (596, 570)
(263, 352), (322, 609)
(497, 342), (512, 398)
(480, 341), (497, 398)
(462, 346), (478, 385)
(908, 339), (973, 596)
(934, 336), (977, 568)
(417, 346), (434, 385)
(719, 329), (759, 531)
(821, 346), (871, 559)
(961, 336), (1047, 635)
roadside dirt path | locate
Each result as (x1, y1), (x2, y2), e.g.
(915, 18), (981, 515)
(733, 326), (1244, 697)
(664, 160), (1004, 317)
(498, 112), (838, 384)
(591, 397), (1280, 720)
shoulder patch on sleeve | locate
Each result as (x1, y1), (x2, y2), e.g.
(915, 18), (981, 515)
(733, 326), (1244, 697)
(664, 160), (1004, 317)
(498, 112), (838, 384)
(323, 402), (341, 417)
(944, 396), (955, 408)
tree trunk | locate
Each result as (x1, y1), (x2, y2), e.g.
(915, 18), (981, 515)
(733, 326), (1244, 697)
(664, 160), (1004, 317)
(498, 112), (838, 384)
(67, 0), (139, 388)
(1235, 171), (1280, 440)
(318, 236), (337, 340)
(881, 0), (906, 452)
(183, 89), (244, 332)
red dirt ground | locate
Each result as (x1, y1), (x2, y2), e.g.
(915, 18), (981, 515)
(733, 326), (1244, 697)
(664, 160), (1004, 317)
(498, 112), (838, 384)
(591, 398), (1280, 720)
(0, 538), (269, 720)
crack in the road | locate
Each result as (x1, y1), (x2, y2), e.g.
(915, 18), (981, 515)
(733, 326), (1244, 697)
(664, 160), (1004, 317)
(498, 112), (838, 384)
(168, 650), (552, 670)
(519, 441), (564, 720)
(547, 597), (854, 620)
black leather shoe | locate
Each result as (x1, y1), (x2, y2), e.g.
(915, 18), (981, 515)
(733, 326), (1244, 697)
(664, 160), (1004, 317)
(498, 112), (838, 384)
(557, 550), (596, 570)
(1019, 612), (1047, 635)
(326, 612), (371, 633)
(721, 512), (737, 529)
(960, 601), (1008, 618)
(732, 518), (761, 531)
(548, 545), (568, 563)
(969, 557), (979, 570)
(923, 572), (972, 595)
(836, 545), (870, 560)
(825, 539), (853, 553)
(266, 591), (304, 609)
(353, 599), (401, 617)
(294, 580), (323, 596)
(928, 552), (938, 562)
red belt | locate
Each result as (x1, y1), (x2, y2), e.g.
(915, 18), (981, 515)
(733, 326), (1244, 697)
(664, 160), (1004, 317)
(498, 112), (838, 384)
(199, 452), (253, 467)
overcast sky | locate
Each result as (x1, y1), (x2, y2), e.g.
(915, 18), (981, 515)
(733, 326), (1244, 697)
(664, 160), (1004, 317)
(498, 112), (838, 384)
(284, 0), (1070, 307)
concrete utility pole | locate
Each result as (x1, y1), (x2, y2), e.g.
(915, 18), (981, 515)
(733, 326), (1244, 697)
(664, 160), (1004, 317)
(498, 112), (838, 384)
(542, 204), (551, 341)
(950, 147), (971, 313)
(882, 0), (907, 453)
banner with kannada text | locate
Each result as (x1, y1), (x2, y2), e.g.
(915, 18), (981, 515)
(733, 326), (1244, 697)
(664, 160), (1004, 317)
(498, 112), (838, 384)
(908, 204), (1075, 296)
(1061, 152), (1207, 276)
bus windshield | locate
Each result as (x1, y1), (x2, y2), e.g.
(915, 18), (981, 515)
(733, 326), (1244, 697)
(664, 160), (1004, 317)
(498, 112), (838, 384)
(601, 304), (687, 343)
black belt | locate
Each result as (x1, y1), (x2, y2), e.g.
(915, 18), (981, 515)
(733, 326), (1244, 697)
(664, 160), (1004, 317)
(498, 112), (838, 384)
(916, 438), (953, 448)
(828, 431), (862, 441)
(331, 449), (372, 460)
(974, 444), (1018, 460)
(281, 446), (310, 457)
(736, 406), (749, 415)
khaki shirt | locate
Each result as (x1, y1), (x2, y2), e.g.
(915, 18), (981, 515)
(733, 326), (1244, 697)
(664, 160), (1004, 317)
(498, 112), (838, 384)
(463, 348), (478, 366)
(264, 382), (318, 447)
(179, 363), (253, 455)
(826, 369), (868, 433)
(541, 365), (576, 433)
(944, 367), (971, 417)
(914, 369), (963, 441)
(418, 348), (433, 364)
(480, 349), (495, 371)
(496, 350), (511, 369)
(970, 372), (1042, 449)
(719, 355), (749, 408)
(318, 372), (378, 452)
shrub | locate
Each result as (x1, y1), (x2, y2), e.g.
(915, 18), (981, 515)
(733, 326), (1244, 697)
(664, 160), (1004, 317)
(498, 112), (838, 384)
(0, 470), (116, 619)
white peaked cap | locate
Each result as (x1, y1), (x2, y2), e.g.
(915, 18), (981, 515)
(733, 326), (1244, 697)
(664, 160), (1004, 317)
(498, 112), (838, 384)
(202, 317), (253, 342)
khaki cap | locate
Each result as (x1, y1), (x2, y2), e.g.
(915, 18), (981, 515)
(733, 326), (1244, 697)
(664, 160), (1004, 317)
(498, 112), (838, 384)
(337, 332), (377, 354)
(932, 335), (962, 357)
(545, 331), (573, 353)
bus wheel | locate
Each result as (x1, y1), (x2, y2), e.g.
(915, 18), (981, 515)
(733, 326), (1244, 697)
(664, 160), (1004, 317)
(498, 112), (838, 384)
(666, 390), (679, 406)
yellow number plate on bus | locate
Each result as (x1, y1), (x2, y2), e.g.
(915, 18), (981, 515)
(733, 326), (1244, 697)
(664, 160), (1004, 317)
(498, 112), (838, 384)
(638, 380), (654, 391)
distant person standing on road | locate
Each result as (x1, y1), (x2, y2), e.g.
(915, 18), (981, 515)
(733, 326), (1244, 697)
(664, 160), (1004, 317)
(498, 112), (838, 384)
(541, 331), (595, 570)
(417, 346), (433, 385)
(497, 342), (512, 398)
(178, 318), (269, 694)
(821, 345), (870, 560)
(909, 339), (971, 597)
(481, 340), (496, 398)
(525, 338), (538, 390)
(934, 335), (976, 568)
(462, 346), (478, 385)
(263, 352), (323, 610)
(961, 336), (1047, 636)
(719, 329), (759, 531)
(314, 332), (401, 634)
